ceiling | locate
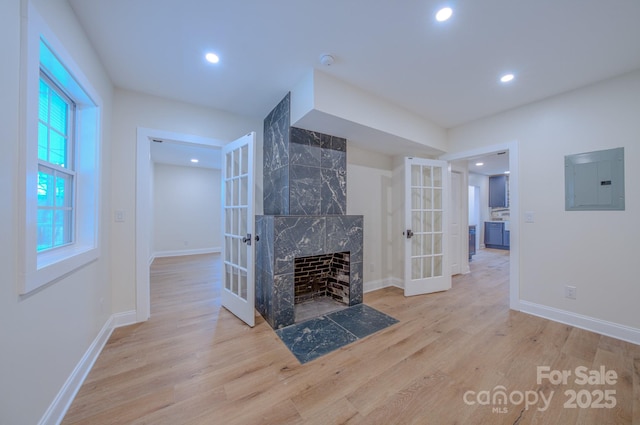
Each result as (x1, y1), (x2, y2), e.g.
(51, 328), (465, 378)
(69, 0), (640, 160)
(466, 151), (509, 176)
(149, 139), (221, 169)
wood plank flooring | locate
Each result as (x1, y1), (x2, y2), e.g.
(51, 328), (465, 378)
(63, 249), (640, 424)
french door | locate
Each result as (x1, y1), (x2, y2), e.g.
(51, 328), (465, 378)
(221, 132), (256, 326)
(404, 157), (451, 296)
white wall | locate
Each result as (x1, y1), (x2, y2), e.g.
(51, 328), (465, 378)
(448, 70), (640, 332)
(111, 88), (261, 313)
(346, 145), (396, 290)
(293, 69), (448, 155)
(153, 163), (221, 256)
(0, 0), (114, 423)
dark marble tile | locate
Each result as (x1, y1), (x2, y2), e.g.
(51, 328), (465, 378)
(255, 268), (272, 320)
(259, 105), (367, 333)
(263, 166), (289, 216)
(258, 214), (364, 329)
(321, 148), (346, 172)
(290, 142), (321, 168)
(326, 304), (398, 339)
(263, 113), (289, 172)
(255, 216), (273, 275)
(255, 216), (266, 317)
(273, 216), (326, 275)
(275, 305), (397, 363)
(290, 127), (322, 147)
(289, 165), (322, 215)
(263, 93), (291, 215)
(325, 216), (363, 263)
(275, 316), (358, 363)
(272, 273), (295, 328)
(321, 168), (347, 215)
(348, 261), (363, 306)
(320, 134), (347, 152)
(264, 92), (290, 129)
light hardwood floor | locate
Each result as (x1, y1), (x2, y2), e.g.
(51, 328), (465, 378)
(63, 249), (640, 424)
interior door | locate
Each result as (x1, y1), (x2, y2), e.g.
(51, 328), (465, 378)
(221, 132), (256, 326)
(450, 170), (461, 275)
(404, 157), (451, 296)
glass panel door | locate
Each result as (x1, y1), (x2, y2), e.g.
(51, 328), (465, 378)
(404, 157), (451, 296)
(221, 133), (255, 326)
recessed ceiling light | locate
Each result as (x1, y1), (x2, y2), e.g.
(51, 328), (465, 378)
(505, 171), (511, 174)
(205, 53), (219, 64)
(190, 158), (199, 163)
(435, 7), (453, 22)
(500, 73), (515, 83)
(475, 162), (484, 166)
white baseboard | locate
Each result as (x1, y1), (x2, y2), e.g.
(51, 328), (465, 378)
(364, 277), (404, 293)
(519, 301), (640, 346)
(38, 310), (140, 425)
(111, 310), (138, 328)
(153, 246), (221, 259)
(38, 315), (115, 425)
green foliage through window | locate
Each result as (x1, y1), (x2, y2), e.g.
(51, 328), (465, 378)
(37, 67), (75, 251)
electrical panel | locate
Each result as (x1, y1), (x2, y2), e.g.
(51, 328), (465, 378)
(565, 147), (624, 211)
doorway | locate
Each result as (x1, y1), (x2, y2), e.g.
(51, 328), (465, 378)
(135, 128), (225, 321)
(440, 141), (520, 310)
(468, 184), (480, 254)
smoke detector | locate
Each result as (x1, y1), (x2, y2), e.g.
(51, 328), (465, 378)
(319, 54), (335, 66)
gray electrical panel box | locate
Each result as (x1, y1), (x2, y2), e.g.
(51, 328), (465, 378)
(565, 147), (625, 211)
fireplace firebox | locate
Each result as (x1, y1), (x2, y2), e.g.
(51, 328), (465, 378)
(294, 252), (350, 305)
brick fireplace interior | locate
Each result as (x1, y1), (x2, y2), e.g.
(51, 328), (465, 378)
(294, 252), (350, 304)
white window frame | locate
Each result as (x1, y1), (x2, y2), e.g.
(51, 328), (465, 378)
(19, 2), (102, 294)
(37, 69), (77, 251)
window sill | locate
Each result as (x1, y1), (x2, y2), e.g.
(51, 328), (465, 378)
(21, 244), (99, 295)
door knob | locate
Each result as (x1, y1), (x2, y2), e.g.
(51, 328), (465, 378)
(406, 229), (414, 239)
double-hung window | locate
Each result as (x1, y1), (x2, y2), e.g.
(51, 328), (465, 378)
(37, 71), (76, 251)
(20, 3), (101, 294)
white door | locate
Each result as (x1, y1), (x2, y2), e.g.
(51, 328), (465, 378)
(221, 132), (256, 326)
(450, 171), (461, 275)
(404, 157), (451, 296)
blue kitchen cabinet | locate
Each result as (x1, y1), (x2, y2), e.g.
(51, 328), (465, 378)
(485, 221), (510, 250)
(489, 175), (508, 208)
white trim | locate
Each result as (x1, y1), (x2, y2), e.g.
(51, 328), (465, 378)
(387, 278), (404, 289)
(451, 164), (470, 276)
(153, 247), (222, 259)
(364, 278), (388, 293)
(136, 127), (226, 323)
(37, 316), (112, 425)
(520, 301), (640, 346)
(111, 310), (138, 328)
(37, 311), (137, 425)
(440, 140), (520, 311)
(136, 129), (152, 322)
(19, 2), (102, 295)
(364, 277), (404, 293)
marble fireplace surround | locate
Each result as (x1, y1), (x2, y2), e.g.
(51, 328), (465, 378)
(256, 92), (364, 329)
(256, 215), (363, 329)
